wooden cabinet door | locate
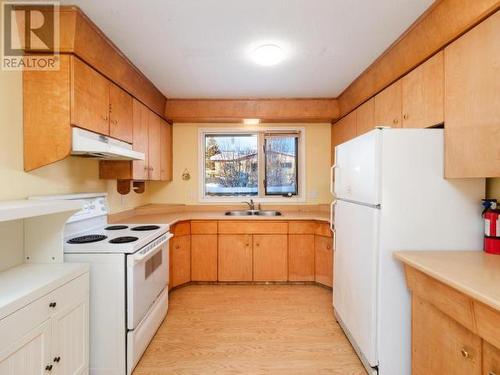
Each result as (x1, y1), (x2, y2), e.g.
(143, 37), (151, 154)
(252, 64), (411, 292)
(444, 11), (500, 178)
(147, 111), (161, 181)
(0, 320), (52, 375)
(160, 120), (173, 181)
(374, 80), (402, 128)
(171, 235), (191, 287)
(315, 235), (333, 287)
(191, 234), (217, 281)
(218, 235), (252, 281)
(132, 99), (149, 180)
(412, 295), (481, 375)
(253, 235), (288, 281)
(483, 341), (500, 375)
(70, 57), (109, 135)
(109, 83), (133, 143)
(52, 296), (89, 375)
(288, 234), (314, 281)
(331, 111), (356, 164)
(356, 97), (375, 136)
(402, 51), (444, 128)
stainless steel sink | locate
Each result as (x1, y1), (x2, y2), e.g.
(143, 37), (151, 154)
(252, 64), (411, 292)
(253, 210), (282, 216)
(224, 210), (253, 216)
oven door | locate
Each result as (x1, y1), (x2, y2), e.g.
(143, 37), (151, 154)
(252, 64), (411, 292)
(126, 232), (172, 330)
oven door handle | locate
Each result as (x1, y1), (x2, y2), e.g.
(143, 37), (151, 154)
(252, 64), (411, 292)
(130, 233), (173, 264)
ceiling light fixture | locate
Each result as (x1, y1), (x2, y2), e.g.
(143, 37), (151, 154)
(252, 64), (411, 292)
(251, 44), (285, 66)
(243, 118), (260, 125)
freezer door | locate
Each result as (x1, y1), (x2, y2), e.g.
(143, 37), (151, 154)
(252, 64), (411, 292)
(333, 200), (379, 367)
(334, 129), (381, 205)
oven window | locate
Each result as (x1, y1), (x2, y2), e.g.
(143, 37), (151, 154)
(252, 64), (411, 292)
(145, 251), (163, 279)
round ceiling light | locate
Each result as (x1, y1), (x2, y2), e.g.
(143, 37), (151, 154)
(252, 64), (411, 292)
(251, 44), (286, 66)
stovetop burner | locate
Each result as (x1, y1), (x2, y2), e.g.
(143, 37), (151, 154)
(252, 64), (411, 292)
(105, 225), (129, 230)
(131, 225), (161, 231)
(67, 234), (107, 244)
(109, 236), (139, 244)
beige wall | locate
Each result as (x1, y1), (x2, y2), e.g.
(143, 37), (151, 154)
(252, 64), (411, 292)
(0, 67), (150, 213)
(148, 122), (332, 205)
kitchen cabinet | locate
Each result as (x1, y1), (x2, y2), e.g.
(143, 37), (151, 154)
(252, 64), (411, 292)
(412, 295), (481, 375)
(131, 99), (149, 180)
(218, 234), (253, 281)
(314, 235), (333, 287)
(171, 234), (191, 288)
(160, 122), (173, 181)
(331, 111), (356, 164)
(356, 97), (375, 136)
(374, 80), (402, 128)
(147, 111), (162, 181)
(253, 235), (288, 281)
(191, 235), (217, 281)
(483, 341), (500, 375)
(109, 82), (134, 144)
(288, 234), (315, 281)
(444, 11), (500, 178)
(402, 51), (444, 128)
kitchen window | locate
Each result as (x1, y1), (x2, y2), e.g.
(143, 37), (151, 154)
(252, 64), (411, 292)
(200, 128), (305, 201)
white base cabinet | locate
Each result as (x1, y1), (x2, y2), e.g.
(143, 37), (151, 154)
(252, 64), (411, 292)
(0, 271), (89, 375)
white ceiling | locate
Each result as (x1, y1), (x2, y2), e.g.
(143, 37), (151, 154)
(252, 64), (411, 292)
(60, 0), (434, 99)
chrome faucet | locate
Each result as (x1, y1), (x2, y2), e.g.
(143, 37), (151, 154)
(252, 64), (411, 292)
(242, 199), (255, 210)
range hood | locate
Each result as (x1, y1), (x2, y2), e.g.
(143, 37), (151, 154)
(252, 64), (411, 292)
(71, 128), (144, 161)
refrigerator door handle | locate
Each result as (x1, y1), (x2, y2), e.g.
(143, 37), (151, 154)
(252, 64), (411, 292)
(330, 164), (336, 196)
(330, 200), (336, 233)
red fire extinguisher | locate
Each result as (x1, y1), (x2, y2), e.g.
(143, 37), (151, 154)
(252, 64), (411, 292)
(482, 199), (500, 255)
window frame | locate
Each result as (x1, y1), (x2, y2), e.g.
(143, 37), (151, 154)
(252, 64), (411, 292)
(198, 126), (306, 203)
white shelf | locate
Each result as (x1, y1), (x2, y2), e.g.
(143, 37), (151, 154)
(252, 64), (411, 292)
(0, 199), (83, 222)
(0, 263), (89, 320)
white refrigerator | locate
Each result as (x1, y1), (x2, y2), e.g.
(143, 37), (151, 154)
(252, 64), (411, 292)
(331, 128), (484, 375)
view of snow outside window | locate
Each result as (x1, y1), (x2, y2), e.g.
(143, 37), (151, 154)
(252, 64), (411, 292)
(204, 133), (298, 197)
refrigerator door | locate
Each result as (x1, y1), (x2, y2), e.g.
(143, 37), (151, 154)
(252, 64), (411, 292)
(334, 199), (379, 367)
(334, 129), (381, 206)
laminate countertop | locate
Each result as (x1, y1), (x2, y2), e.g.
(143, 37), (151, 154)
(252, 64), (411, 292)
(113, 210), (331, 227)
(395, 251), (500, 311)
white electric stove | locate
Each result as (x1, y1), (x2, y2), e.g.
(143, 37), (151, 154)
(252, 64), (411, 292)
(31, 193), (171, 375)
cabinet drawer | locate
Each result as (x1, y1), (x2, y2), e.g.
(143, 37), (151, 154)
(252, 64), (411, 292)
(172, 221), (191, 236)
(288, 221), (316, 234)
(315, 222), (332, 237)
(474, 301), (500, 350)
(0, 272), (89, 353)
(405, 266), (475, 331)
(218, 221), (287, 234)
(191, 221), (218, 234)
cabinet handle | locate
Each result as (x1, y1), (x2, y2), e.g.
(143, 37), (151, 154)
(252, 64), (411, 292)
(53, 356), (61, 363)
(256, 243), (259, 247)
(326, 245), (331, 250)
(45, 365), (53, 371)
(488, 372), (497, 375)
(49, 302), (56, 308)
(393, 118), (399, 124)
(403, 113), (408, 120)
(101, 115), (108, 122)
(460, 348), (471, 359)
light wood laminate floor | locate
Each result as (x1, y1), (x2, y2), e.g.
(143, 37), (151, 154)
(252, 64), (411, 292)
(133, 285), (366, 375)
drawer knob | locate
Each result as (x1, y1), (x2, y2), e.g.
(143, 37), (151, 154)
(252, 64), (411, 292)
(45, 365), (53, 371)
(460, 348), (471, 359)
(489, 372), (497, 375)
(49, 302), (57, 308)
(53, 356), (61, 363)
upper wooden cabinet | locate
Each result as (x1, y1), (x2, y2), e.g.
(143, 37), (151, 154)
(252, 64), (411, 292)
(109, 83), (133, 143)
(331, 111), (356, 164)
(131, 100), (149, 181)
(374, 80), (402, 127)
(402, 51), (444, 129)
(147, 112), (162, 181)
(356, 98), (375, 136)
(444, 11), (500, 178)
(160, 121), (173, 182)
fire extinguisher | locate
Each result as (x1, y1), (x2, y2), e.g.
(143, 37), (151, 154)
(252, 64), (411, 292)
(482, 199), (500, 255)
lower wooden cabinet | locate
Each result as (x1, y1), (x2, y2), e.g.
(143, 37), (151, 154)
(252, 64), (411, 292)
(218, 234), (253, 281)
(288, 234), (315, 281)
(412, 295), (481, 375)
(483, 341), (500, 375)
(191, 234), (217, 281)
(170, 235), (191, 288)
(315, 235), (333, 287)
(253, 235), (288, 281)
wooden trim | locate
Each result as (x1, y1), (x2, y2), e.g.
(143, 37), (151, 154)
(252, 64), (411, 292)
(337, 0), (500, 117)
(165, 98), (339, 123)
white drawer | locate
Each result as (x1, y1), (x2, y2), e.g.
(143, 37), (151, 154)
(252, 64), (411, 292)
(0, 272), (89, 352)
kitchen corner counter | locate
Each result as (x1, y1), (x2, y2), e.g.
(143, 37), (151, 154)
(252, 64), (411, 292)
(112, 210), (331, 227)
(395, 251), (500, 312)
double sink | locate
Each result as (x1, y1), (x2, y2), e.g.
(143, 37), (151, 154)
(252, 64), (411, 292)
(225, 210), (282, 217)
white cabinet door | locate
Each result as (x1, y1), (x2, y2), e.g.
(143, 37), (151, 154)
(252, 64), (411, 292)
(0, 320), (52, 374)
(52, 294), (89, 375)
